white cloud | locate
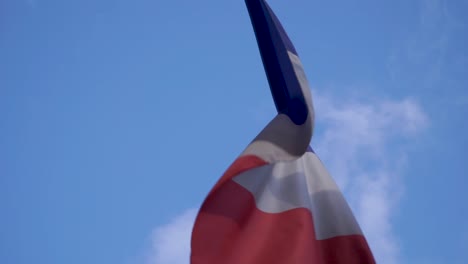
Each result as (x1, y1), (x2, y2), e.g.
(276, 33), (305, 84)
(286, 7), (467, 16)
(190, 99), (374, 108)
(313, 94), (428, 264)
(147, 209), (197, 264)
(146, 95), (428, 264)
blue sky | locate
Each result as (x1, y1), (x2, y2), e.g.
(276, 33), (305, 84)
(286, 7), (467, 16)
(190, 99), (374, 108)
(1, 0), (467, 263)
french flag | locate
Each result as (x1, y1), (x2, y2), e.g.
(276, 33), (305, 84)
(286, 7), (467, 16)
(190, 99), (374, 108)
(190, 0), (375, 263)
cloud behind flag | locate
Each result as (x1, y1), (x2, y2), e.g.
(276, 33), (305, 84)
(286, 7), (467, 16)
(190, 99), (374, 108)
(190, 0), (375, 263)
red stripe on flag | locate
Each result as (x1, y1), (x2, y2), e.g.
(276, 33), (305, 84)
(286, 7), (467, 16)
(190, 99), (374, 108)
(210, 155), (268, 195)
(191, 179), (375, 264)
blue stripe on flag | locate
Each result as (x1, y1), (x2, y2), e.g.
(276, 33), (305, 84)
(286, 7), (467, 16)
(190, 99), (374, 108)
(245, 0), (308, 126)
(306, 146), (315, 153)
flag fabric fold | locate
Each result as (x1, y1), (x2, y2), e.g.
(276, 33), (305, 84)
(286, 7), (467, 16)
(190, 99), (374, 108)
(190, 0), (375, 263)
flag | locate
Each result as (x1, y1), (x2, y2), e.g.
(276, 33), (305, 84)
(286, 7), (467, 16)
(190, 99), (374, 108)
(190, 0), (375, 263)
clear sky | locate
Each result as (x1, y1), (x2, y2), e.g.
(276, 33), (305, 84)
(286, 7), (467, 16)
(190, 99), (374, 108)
(1, 0), (467, 264)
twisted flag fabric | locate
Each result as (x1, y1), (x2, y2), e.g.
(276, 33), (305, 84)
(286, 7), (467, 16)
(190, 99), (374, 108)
(190, 0), (375, 263)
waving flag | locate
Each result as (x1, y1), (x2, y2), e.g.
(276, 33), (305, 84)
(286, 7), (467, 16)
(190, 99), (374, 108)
(190, 0), (375, 263)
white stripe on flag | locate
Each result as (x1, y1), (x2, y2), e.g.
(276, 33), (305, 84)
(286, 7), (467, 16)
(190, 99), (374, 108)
(233, 152), (363, 240)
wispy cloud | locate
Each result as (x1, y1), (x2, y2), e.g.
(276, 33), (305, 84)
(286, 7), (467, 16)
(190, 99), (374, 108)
(313, 93), (428, 264)
(146, 94), (428, 264)
(387, 0), (467, 100)
(147, 209), (197, 264)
